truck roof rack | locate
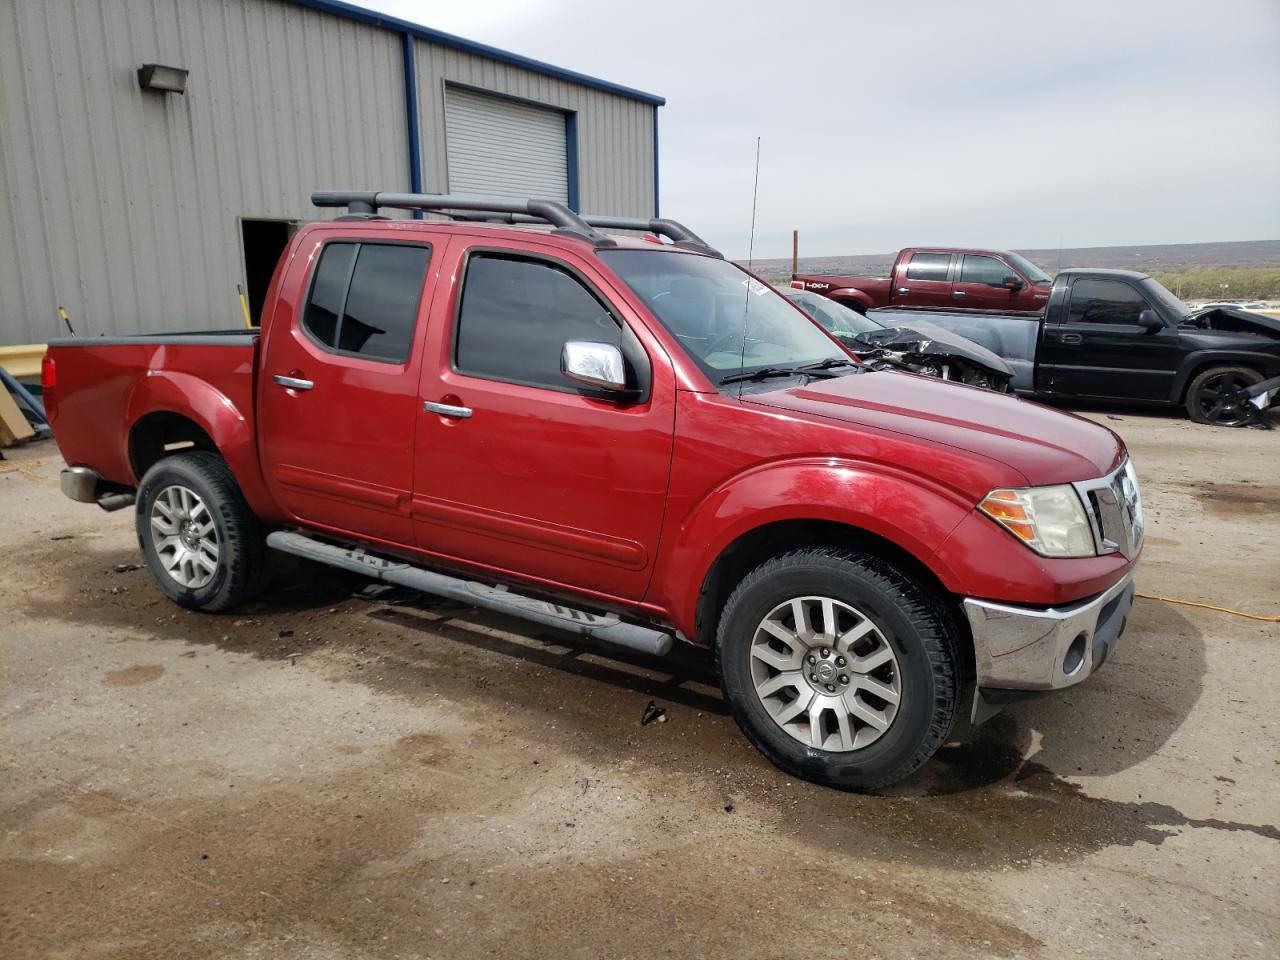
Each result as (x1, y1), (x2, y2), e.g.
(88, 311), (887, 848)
(310, 191), (721, 257)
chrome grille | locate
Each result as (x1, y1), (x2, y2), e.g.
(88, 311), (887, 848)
(1074, 459), (1143, 560)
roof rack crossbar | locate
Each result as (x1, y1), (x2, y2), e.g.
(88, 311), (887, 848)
(311, 192), (721, 256)
(311, 191), (614, 246)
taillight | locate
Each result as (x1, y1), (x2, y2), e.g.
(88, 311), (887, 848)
(40, 353), (57, 424)
(789, 280), (805, 289)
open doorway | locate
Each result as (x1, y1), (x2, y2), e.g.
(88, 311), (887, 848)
(240, 218), (297, 325)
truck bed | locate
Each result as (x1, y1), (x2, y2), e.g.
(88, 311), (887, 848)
(46, 331), (259, 488)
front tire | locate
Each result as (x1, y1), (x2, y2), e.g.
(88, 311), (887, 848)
(1185, 365), (1264, 426)
(135, 452), (265, 612)
(716, 548), (960, 791)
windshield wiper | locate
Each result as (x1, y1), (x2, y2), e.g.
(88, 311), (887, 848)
(719, 367), (802, 386)
(794, 357), (860, 373)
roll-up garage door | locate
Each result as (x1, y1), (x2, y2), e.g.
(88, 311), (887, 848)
(445, 86), (569, 204)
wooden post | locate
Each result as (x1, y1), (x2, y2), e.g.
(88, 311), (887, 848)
(791, 230), (799, 277)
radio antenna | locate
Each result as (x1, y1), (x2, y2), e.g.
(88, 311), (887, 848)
(738, 137), (762, 396)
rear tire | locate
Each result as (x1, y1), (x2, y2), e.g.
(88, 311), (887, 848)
(715, 548), (960, 791)
(1185, 365), (1263, 426)
(135, 452), (265, 612)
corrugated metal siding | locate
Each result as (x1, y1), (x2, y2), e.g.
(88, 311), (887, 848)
(0, 0), (409, 342)
(444, 87), (568, 204)
(0, 0), (657, 345)
(415, 43), (655, 221)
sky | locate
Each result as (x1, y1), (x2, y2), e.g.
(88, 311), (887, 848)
(358, 0), (1280, 260)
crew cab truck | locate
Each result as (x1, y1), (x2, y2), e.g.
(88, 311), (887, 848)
(865, 269), (1280, 426)
(45, 192), (1143, 791)
(794, 247), (1053, 315)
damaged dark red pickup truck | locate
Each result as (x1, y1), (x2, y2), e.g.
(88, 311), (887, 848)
(45, 192), (1143, 790)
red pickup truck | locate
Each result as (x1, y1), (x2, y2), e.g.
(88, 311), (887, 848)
(44, 192), (1142, 791)
(794, 247), (1054, 315)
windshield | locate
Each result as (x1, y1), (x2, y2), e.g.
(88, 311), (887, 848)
(1140, 278), (1192, 321)
(600, 250), (845, 382)
(785, 291), (883, 337)
(1005, 252), (1052, 284)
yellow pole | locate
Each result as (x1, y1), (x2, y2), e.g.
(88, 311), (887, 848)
(237, 284), (254, 329)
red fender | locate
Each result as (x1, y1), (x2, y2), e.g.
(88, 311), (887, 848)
(124, 371), (282, 520)
(652, 458), (974, 638)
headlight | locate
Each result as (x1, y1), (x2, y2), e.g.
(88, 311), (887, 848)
(978, 485), (1096, 558)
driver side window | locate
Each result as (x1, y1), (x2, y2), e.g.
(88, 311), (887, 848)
(960, 255), (1012, 287)
(454, 253), (625, 391)
(1067, 279), (1150, 325)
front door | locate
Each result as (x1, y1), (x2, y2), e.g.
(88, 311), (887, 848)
(411, 241), (675, 601)
(259, 232), (439, 544)
(893, 251), (954, 310)
(1040, 277), (1181, 400)
(952, 253), (1024, 312)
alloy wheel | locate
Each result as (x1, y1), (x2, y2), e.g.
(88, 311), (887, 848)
(149, 484), (220, 588)
(749, 595), (901, 752)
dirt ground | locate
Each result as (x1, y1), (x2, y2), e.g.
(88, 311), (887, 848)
(2, 408), (1277, 959)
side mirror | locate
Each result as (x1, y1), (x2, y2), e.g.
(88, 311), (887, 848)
(1137, 309), (1164, 331)
(561, 340), (627, 392)
(1002, 276), (1025, 291)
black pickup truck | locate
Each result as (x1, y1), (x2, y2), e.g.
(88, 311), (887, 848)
(866, 269), (1280, 426)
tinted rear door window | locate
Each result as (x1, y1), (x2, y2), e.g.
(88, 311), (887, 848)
(301, 242), (430, 362)
(905, 253), (951, 281)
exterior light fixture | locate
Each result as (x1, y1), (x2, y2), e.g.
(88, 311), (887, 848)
(137, 64), (188, 94)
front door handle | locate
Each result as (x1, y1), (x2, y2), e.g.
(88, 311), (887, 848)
(1060, 333), (1083, 345)
(896, 287), (910, 295)
(272, 374), (314, 391)
(952, 290), (966, 298)
(424, 400), (473, 419)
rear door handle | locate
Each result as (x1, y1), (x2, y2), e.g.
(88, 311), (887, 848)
(952, 290), (966, 298)
(1060, 333), (1083, 345)
(272, 374), (314, 391)
(424, 400), (473, 419)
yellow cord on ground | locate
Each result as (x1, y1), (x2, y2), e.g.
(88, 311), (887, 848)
(1136, 592), (1280, 623)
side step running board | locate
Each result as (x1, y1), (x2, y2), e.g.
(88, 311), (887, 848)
(266, 531), (674, 657)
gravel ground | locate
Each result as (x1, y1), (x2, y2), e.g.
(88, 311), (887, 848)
(1, 408), (1277, 959)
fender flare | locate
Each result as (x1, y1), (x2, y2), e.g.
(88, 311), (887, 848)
(122, 371), (279, 519)
(827, 288), (877, 313)
(654, 458), (975, 637)
(1170, 350), (1280, 403)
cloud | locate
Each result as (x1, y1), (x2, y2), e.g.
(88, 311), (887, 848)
(361, 0), (1280, 258)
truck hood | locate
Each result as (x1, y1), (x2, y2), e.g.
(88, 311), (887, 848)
(1181, 306), (1280, 338)
(747, 370), (1124, 486)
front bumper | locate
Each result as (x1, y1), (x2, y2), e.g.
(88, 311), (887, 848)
(963, 571), (1135, 714)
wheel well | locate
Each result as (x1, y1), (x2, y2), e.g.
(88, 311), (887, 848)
(694, 519), (968, 658)
(129, 412), (218, 481)
(1178, 360), (1265, 403)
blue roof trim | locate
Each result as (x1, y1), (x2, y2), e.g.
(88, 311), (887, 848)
(287, 0), (666, 106)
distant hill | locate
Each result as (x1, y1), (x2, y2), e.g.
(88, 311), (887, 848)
(744, 239), (1280, 281)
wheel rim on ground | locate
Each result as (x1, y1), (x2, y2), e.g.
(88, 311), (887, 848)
(150, 484), (220, 589)
(749, 595), (901, 752)
(1197, 371), (1257, 426)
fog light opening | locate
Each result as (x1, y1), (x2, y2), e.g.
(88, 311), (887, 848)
(1062, 633), (1088, 676)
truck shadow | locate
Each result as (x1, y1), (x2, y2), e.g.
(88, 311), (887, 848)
(26, 541), (1279, 870)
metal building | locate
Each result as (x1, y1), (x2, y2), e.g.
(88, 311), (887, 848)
(0, 0), (663, 346)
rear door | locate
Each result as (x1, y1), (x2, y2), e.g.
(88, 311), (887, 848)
(891, 251), (955, 310)
(1040, 277), (1180, 400)
(411, 239), (676, 601)
(952, 253), (1025, 312)
(258, 229), (441, 544)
